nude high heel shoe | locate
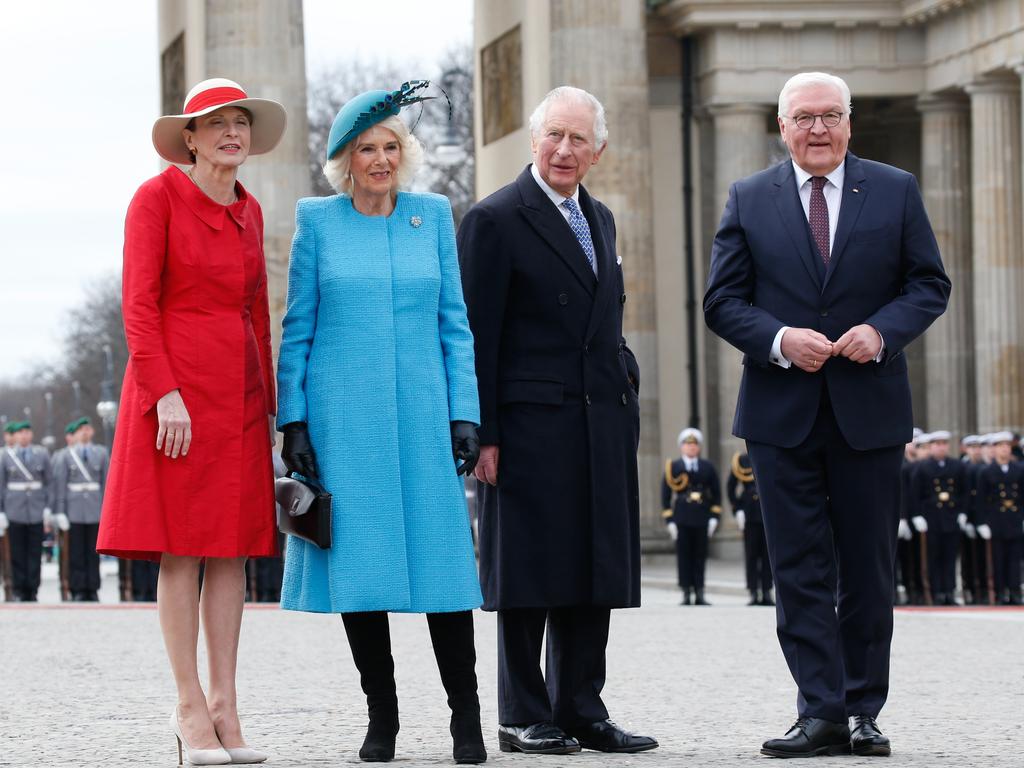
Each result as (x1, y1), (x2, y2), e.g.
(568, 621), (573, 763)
(224, 746), (268, 764)
(171, 709), (231, 766)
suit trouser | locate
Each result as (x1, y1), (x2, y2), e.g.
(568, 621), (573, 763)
(68, 523), (101, 595)
(744, 521), (773, 594)
(497, 606), (610, 728)
(132, 560), (160, 601)
(960, 533), (977, 598)
(992, 536), (1023, 595)
(675, 525), (708, 589)
(926, 529), (959, 596)
(747, 396), (902, 723)
(9, 522), (43, 599)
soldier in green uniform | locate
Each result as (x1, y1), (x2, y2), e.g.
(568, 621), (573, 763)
(53, 418), (109, 601)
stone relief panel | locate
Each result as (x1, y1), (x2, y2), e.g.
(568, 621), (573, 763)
(481, 25), (523, 145)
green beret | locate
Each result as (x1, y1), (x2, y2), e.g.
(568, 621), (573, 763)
(65, 417), (90, 434)
(3, 421), (19, 434)
(18, 421), (31, 431)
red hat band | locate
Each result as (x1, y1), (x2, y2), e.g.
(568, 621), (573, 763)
(184, 86), (248, 115)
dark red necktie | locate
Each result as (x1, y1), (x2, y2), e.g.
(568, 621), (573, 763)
(809, 176), (830, 265)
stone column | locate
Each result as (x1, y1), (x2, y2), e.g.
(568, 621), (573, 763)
(548, 0), (662, 539)
(966, 74), (1024, 433)
(204, 0), (313, 357)
(917, 94), (974, 435)
(707, 103), (770, 468)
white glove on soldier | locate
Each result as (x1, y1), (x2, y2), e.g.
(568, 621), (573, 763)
(977, 524), (992, 541)
(54, 513), (70, 532)
(735, 510), (746, 532)
(0, 512), (8, 534)
(957, 513), (968, 531)
(666, 521), (679, 542)
(912, 515), (928, 533)
(965, 523), (976, 539)
(897, 519), (911, 541)
(707, 517), (719, 537)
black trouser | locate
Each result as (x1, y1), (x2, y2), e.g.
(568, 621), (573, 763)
(960, 532), (978, 600)
(675, 525), (709, 589)
(9, 522), (43, 599)
(342, 610), (480, 721)
(254, 555), (284, 601)
(744, 521), (773, 594)
(897, 528), (924, 602)
(971, 536), (991, 602)
(926, 530), (959, 597)
(497, 606), (610, 728)
(68, 523), (100, 597)
(132, 560), (160, 601)
(992, 536), (1023, 596)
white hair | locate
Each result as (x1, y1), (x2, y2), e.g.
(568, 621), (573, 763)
(777, 72), (852, 118)
(322, 115), (424, 195)
(529, 86), (608, 149)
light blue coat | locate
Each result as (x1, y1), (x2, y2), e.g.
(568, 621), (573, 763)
(276, 192), (482, 613)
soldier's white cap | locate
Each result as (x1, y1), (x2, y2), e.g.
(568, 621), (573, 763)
(930, 430), (952, 442)
(990, 431), (1014, 445)
(914, 431), (932, 445)
(678, 428), (703, 445)
(962, 435), (982, 446)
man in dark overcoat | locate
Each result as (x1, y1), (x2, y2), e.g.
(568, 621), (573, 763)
(704, 71), (950, 757)
(458, 86), (656, 756)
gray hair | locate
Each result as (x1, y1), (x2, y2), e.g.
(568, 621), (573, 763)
(529, 86), (608, 149)
(322, 115), (424, 195)
(777, 72), (852, 118)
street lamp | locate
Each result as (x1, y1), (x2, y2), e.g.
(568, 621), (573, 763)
(71, 381), (81, 418)
(96, 344), (118, 446)
(433, 66), (470, 167)
(41, 392), (56, 452)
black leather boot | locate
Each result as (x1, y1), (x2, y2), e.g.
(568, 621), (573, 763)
(747, 590), (759, 606)
(694, 588), (711, 606)
(343, 612), (399, 762)
(428, 611), (487, 764)
(681, 588), (692, 605)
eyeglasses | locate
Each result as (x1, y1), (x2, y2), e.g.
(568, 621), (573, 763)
(785, 112), (845, 130)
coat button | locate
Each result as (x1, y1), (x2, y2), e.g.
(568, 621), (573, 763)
(820, 309), (828, 317)
(583, 344), (589, 355)
(620, 293), (627, 304)
(585, 394), (592, 406)
(558, 293), (568, 306)
(621, 393), (628, 405)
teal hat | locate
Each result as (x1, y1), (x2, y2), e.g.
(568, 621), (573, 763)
(16, 421), (30, 431)
(3, 421), (21, 434)
(326, 80), (433, 161)
(65, 417), (90, 435)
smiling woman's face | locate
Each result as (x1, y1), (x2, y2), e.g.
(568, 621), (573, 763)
(183, 106), (251, 170)
(349, 125), (401, 199)
(778, 83), (851, 177)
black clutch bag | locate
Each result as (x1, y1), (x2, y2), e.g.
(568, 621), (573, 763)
(275, 472), (332, 549)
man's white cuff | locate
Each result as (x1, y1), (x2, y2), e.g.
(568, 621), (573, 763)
(770, 326), (792, 369)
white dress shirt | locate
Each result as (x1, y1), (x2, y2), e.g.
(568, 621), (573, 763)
(684, 458), (699, 473)
(530, 163), (578, 225)
(769, 160), (883, 368)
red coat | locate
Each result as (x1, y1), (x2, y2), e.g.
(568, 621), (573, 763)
(97, 166), (277, 561)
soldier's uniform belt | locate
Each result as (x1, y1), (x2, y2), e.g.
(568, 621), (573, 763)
(6, 481), (42, 491)
(67, 482), (100, 492)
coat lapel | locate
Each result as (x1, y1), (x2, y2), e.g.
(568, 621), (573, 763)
(515, 167), (598, 296)
(578, 185), (616, 343)
(822, 152), (868, 292)
(771, 161), (822, 291)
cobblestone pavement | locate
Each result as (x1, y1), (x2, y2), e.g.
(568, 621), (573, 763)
(2, 562), (1021, 767)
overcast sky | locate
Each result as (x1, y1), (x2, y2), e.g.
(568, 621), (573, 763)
(0, 0), (471, 380)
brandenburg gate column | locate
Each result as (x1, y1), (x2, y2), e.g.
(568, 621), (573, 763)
(917, 94), (974, 435)
(966, 74), (1024, 433)
(706, 103), (770, 467)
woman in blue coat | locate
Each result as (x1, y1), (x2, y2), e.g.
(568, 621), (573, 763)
(276, 82), (485, 765)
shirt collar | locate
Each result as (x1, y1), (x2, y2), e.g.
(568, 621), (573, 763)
(164, 165), (250, 230)
(530, 163), (580, 211)
(792, 159), (845, 193)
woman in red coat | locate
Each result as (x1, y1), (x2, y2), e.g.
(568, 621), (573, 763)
(97, 78), (286, 766)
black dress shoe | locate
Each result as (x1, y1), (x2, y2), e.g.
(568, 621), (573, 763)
(747, 591), (760, 606)
(681, 588), (693, 605)
(694, 589), (711, 606)
(850, 715), (891, 756)
(760, 591), (776, 607)
(497, 723), (580, 755)
(568, 719), (658, 753)
(761, 717), (851, 758)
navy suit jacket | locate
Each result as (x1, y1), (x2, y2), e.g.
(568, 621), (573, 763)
(703, 153), (951, 451)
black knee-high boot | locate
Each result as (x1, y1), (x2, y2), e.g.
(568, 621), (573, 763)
(342, 612), (399, 762)
(427, 611), (487, 764)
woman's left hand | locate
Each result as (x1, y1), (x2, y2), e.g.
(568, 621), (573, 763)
(450, 421), (480, 476)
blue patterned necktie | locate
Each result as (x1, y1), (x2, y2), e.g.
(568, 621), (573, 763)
(561, 198), (597, 276)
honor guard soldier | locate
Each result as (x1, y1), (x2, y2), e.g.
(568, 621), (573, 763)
(0, 421), (55, 601)
(911, 430), (968, 605)
(246, 451), (286, 602)
(976, 432), (1024, 605)
(661, 428), (721, 606)
(960, 435), (986, 603)
(53, 418), (108, 601)
(727, 451), (773, 606)
(896, 430), (922, 604)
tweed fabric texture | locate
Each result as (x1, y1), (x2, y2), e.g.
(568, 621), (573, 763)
(809, 176), (830, 265)
(276, 191), (482, 613)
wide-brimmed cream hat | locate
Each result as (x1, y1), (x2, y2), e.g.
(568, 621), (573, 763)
(152, 77), (286, 165)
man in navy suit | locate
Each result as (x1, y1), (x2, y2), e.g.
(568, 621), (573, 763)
(704, 72), (950, 758)
(458, 86), (656, 756)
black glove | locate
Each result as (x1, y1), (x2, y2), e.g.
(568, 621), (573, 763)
(281, 422), (319, 480)
(450, 421), (480, 477)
